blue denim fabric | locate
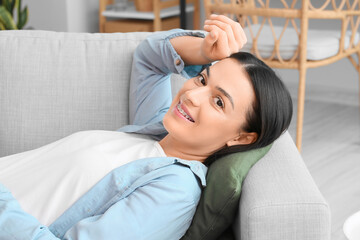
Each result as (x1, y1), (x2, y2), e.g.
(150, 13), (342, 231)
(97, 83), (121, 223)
(0, 29), (208, 240)
(118, 29), (207, 140)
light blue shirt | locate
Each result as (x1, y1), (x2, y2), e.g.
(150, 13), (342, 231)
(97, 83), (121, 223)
(0, 29), (208, 240)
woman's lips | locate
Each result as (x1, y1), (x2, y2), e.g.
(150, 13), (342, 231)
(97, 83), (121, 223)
(175, 102), (195, 122)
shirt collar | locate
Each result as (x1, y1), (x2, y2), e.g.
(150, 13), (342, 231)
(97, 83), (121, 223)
(140, 157), (208, 187)
(174, 159), (208, 187)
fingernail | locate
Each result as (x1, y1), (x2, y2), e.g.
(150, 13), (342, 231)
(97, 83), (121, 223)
(210, 32), (215, 38)
(211, 13), (217, 17)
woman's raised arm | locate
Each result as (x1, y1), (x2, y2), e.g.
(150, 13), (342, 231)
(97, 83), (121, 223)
(170, 14), (247, 65)
(118, 29), (208, 139)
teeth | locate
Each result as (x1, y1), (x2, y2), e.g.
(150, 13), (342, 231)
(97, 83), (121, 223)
(177, 104), (194, 122)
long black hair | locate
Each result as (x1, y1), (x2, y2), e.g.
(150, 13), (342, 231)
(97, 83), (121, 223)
(204, 52), (293, 166)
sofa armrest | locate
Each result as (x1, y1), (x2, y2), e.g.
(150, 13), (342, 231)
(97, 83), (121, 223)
(234, 131), (331, 240)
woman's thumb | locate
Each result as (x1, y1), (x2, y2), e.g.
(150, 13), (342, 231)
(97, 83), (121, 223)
(206, 31), (217, 45)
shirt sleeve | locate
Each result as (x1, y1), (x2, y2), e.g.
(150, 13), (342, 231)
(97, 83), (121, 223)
(0, 183), (59, 240)
(117, 29), (209, 139)
(0, 164), (201, 240)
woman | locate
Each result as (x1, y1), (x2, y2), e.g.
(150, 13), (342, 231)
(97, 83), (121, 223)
(0, 15), (292, 239)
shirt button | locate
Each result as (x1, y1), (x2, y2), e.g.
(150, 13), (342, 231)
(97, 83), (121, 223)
(175, 59), (181, 66)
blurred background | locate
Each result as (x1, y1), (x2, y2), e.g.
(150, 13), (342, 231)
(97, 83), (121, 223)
(2, 0), (360, 239)
(19, 0), (358, 107)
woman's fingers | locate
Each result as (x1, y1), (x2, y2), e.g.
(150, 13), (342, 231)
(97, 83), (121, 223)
(204, 19), (237, 52)
(203, 24), (230, 58)
(212, 14), (247, 47)
(208, 14), (247, 49)
(203, 24), (218, 44)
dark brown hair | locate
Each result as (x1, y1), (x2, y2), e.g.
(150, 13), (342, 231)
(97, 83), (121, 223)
(204, 52), (293, 166)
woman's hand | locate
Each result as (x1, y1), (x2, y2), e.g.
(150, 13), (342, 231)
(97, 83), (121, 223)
(202, 14), (247, 62)
(169, 14), (246, 65)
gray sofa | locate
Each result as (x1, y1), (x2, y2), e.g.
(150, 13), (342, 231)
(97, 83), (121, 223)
(0, 30), (331, 240)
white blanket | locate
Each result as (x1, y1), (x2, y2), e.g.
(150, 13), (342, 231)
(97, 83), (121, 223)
(0, 130), (165, 225)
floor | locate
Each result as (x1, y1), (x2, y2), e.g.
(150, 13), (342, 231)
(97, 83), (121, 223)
(286, 82), (360, 240)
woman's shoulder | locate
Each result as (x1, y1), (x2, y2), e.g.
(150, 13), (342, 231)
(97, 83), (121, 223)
(145, 161), (205, 203)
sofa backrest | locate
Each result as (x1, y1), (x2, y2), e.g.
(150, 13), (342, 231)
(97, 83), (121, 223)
(0, 30), (156, 157)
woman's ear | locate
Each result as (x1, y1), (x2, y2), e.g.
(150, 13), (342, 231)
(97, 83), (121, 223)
(226, 132), (258, 147)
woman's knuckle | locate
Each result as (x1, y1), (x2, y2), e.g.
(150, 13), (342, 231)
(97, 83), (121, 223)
(216, 20), (224, 27)
(220, 31), (227, 38)
(225, 25), (232, 32)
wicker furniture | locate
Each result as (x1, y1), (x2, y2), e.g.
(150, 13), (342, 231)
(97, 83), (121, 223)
(99, 0), (200, 32)
(204, 0), (360, 151)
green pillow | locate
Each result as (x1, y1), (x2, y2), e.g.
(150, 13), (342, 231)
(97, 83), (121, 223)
(181, 145), (272, 240)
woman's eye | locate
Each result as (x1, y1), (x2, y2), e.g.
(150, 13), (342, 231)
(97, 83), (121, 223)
(198, 74), (206, 86)
(214, 96), (224, 108)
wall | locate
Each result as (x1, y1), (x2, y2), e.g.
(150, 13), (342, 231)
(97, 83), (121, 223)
(22, 0), (68, 32)
(22, 0), (99, 32)
(66, 0), (99, 32)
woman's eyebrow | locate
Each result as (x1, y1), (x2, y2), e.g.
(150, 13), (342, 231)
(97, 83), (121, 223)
(216, 86), (234, 110)
(205, 66), (234, 110)
(206, 66), (210, 77)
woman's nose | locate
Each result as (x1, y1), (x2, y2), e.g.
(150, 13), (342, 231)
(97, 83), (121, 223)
(181, 87), (209, 107)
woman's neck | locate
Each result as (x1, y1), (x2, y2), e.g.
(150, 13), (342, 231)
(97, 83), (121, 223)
(158, 135), (207, 162)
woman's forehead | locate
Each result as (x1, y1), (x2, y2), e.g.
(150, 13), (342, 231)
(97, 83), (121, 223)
(208, 58), (244, 73)
(207, 58), (254, 113)
(205, 58), (247, 84)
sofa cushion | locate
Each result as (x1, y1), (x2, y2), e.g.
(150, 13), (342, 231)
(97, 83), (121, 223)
(0, 30), (151, 157)
(181, 144), (272, 240)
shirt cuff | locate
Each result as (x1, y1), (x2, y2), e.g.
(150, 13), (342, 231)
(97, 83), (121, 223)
(163, 29), (211, 78)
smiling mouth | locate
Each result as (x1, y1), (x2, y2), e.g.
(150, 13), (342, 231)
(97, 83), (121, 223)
(176, 103), (195, 122)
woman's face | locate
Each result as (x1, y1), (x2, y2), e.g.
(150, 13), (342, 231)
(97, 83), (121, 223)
(163, 58), (256, 156)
